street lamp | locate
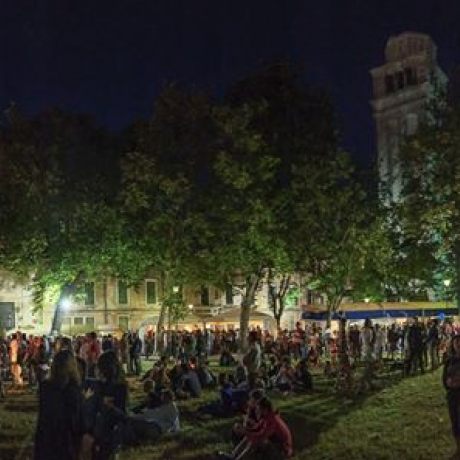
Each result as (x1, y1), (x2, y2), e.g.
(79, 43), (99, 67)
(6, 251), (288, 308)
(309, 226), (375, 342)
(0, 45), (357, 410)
(61, 298), (72, 336)
(188, 304), (194, 311)
(444, 279), (451, 309)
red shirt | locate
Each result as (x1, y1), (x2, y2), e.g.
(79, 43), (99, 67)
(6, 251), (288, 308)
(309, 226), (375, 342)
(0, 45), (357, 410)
(246, 411), (293, 456)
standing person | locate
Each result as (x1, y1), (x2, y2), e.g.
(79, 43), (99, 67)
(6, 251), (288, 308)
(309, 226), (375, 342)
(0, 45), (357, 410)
(408, 317), (425, 375)
(374, 324), (384, 363)
(130, 332), (142, 376)
(443, 335), (460, 459)
(426, 319), (440, 371)
(361, 319), (374, 362)
(9, 333), (23, 387)
(34, 349), (84, 460)
(242, 331), (261, 390)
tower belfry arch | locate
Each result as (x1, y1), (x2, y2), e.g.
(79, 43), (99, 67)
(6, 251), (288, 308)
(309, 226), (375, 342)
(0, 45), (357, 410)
(370, 32), (446, 203)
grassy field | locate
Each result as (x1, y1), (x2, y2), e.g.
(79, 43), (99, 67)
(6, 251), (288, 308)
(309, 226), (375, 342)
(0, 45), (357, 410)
(0, 368), (455, 460)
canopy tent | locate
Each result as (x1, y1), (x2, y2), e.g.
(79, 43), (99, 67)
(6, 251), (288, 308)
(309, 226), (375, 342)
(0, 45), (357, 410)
(204, 308), (276, 331)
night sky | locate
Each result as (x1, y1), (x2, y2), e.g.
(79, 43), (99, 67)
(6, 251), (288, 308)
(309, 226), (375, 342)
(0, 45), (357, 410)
(1, 0), (460, 167)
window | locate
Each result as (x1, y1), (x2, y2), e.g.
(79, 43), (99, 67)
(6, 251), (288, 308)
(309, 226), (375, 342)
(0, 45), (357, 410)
(385, 75), (395, 94)
(74, 317), (84, 325)
(405, 67), (417, 86)
(214, 289), (220, 301)
(118, 280), (128, 305)
(396, 71), (404, 90)
(201, 286), (209, 306)
(225, 284), (233, 305)
(119, 316), (129, 331)
(85, 282), (95, 306)
(145, 280), (157, 304)
(85, 317), (95, 326)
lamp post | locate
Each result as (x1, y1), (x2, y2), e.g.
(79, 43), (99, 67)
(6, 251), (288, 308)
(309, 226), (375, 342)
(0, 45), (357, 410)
(61, 298), (71, 336)
(444, 279), (451, 309)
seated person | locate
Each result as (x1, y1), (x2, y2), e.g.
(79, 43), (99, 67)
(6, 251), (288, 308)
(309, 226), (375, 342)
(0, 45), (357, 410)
(198, 373), (235, 418)
(274, 357), (295, 393)
(125, 389), (180, 445)
(131, 380), (162, 414)
(220, 349), (237, 367)
(231, 389), (264, 445)
(220, 397), (293, 460)
(196, 360), (216, 388)
(293, 359), (313, 392)
(232, 364), (249, 389)
(168, 361), (184, 393)
(82, 351), (128, 459)
(177, 364), (201, 399)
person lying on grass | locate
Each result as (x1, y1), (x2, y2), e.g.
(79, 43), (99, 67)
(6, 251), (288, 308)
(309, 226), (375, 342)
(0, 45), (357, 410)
(219, 396), (293, 460)
(124, 389), (180, 445)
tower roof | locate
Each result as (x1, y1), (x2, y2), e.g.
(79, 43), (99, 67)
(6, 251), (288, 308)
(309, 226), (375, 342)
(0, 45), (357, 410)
(385, 32), (437, 63)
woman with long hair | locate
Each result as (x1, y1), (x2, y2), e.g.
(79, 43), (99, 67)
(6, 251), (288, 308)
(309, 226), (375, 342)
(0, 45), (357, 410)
(34, 349), (83, 460)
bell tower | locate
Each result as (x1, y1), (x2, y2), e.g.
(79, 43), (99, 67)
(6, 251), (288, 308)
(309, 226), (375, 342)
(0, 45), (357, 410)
(370, 32), (446, 203)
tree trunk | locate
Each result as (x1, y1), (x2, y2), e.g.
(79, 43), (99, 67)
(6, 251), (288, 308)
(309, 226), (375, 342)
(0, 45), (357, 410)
(155, 275), (168, 353)
(50, 284), (71, 335)
(239, 298), (251, 353)
(103, 279), (109, 325)
(326, 304), (332, 328)
(155, 303), (167, 354)
(455, 241), (460, 317)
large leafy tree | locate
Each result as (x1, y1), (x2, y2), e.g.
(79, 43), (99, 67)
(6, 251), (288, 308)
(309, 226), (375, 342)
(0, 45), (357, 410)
(121, 86), (217, 350)
(0, 107), (126, 332)
(397, 73), (460, 311)
(290, 153), (372, 325)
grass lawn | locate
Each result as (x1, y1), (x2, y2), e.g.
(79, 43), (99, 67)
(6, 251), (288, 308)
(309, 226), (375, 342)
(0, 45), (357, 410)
(0, 368), (455, 460)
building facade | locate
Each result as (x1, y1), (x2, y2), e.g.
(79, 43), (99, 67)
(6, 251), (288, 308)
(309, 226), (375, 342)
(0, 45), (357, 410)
(370, 32), (446, 203)
(0, 270), (308, 336)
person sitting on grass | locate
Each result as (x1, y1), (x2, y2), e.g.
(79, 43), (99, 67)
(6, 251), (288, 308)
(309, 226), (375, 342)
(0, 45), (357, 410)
(220, 348), (237, 367)
(231, 389), (265, 446)
(196, 359), (217, 389)
(219, 397), (293, 460)
(293, 358), (313, 392)
(231, 363), (249, 389)
(274, 357), (296, 394)
(176, 363), (201, 399)
(124, 389), (180, 445)
(198, 373), (237, 418)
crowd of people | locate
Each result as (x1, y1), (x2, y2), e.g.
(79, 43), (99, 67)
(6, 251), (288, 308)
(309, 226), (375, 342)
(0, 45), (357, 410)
(0, 316), (460, 459)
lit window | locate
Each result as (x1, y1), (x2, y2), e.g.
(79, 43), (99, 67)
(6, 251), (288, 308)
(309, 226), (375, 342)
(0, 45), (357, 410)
(85, 282), (95, 306)
(118, 280), (128, 305)
(146, 280), (157, 304)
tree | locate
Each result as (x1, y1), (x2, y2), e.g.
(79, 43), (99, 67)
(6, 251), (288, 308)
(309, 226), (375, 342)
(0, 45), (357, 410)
(290, 153), (372, 326)
(397, 74), (460, 312)
(0, 107), (125, 333)
(121, 86), (218, 351)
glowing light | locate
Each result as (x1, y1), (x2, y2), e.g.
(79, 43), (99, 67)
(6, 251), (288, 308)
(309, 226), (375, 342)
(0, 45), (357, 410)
(61, 298), (71, 309)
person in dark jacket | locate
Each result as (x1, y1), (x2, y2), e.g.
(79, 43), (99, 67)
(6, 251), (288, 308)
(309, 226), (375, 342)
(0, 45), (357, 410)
(443, 335), (460, 459)
(407, 317), (425, 375)
(34, 349), (83, 460)
(130, 333), (142, 376)
(82, 350), (129, 460)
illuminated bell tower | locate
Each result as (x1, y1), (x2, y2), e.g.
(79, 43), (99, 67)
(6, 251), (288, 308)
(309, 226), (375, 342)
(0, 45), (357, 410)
(370, 32), (446, 203)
